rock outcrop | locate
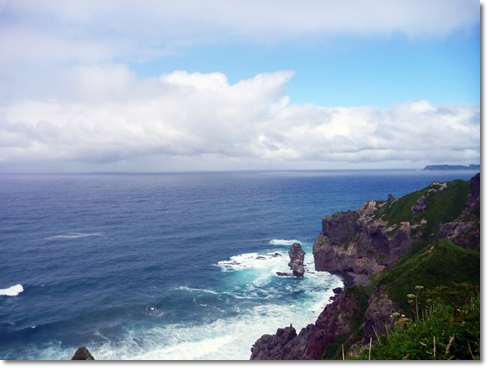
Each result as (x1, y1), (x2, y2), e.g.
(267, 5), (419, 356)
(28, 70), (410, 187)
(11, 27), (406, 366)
(288, 242), (306, 277)
(72, 346), (95, 360)
(250, 173), (480, 360)
(312, 198), (412, 287)
(249, 325), (305, 360)
(436, 172), (480, 250)
(250, 287), (368, 360)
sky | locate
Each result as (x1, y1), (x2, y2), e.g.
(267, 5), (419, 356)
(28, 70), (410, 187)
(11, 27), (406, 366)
(0, 0), (481, 173)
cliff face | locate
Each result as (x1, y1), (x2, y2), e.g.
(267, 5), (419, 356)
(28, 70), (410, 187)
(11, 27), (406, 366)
(250, 287), (368, 360)
(312, 197), (411, 287)
(436, 172), (480, 250)
(313, 173), (480, 287)
(250, 173), (480, 360)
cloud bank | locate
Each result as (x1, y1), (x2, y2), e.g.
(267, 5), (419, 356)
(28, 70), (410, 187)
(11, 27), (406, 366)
(0, 0), (479, 68)
(0, 68), (479, 172)
(0, 1), (480, 171)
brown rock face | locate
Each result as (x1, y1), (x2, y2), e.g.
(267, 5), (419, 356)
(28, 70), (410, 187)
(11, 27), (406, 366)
(411, 195), (428, 214)
(288, 242), (306, 277)
(362, 288), (395, 344)
(436, 172), (480, 250)
(250, 288), (368, 360)
(312, 195), (421, 288)
(250, 325), (307, 360)
(250, 173), (480, 361)
(321, 210), (359, 245)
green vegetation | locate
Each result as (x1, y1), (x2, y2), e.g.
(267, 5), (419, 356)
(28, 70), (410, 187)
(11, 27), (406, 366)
(372, 179), (470, 238)
(375, 239), (480, 312)
(320, 176), (480, 360)
(356, 285), (480, 360)
(423, 164), (480, 171)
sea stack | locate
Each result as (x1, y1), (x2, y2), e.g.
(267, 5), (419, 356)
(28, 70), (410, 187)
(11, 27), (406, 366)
(71, 346), (95, 360)
(288, 242), (306, 277)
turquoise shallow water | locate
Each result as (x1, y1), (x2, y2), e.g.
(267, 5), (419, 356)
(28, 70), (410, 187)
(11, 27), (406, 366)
(0, 169), (477, 360)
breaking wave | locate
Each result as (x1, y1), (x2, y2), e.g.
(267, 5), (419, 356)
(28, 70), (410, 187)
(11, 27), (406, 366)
(217, 252), (285, 272)
(0, 284), (24, 297)
(269, 239), (301, 246)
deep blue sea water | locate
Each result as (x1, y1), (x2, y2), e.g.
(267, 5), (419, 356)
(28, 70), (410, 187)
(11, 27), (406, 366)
(0, 169), (478, 360)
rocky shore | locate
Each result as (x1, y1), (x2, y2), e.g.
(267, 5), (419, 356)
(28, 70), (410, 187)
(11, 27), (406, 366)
(250, 173), (480, 360)
(71, 173), (480, 361)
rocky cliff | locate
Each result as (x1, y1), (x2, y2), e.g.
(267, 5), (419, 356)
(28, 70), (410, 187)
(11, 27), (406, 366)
(250, 173), (480, 360)
(312, 196), (411, 287)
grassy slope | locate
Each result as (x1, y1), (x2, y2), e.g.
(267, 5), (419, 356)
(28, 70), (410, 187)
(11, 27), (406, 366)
(373, 179), (471, 238)
(322, 177), (480, 360)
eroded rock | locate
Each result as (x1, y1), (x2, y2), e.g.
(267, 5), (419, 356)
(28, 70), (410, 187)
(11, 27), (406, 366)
(288, 242), (306, 277)
(71, 346), (95, 360)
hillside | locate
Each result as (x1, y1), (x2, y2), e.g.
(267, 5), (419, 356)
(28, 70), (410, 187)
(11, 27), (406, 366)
(423, 164), (480, 171)
(250, 173), (480, 360)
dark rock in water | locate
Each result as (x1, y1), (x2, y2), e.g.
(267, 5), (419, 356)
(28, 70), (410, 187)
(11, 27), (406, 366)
(276, 271), (291, 277)
(72, 346), (95, 360)
(332, 287), (343, 294)
(288, 242), (306, 277)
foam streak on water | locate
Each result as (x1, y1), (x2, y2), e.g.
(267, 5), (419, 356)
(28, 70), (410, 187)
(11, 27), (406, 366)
(85, 242), (341, 360)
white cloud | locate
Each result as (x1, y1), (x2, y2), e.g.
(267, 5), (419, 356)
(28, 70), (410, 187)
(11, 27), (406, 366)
(0, 69), (479, 171)
(0, 0), (479, 68)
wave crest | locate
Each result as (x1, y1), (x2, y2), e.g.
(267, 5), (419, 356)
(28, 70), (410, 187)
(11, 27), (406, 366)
(217, 252), (284, 272)
(269, 239), (301, 246)
(46, 232), (103, 240)
(0, 284), (24, 296)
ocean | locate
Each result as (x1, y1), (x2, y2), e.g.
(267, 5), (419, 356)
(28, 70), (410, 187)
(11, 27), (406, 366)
(0, 169), (478, 360)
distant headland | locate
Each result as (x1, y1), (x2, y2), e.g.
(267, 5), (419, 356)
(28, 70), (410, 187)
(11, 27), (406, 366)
(423, 164), (480, 171)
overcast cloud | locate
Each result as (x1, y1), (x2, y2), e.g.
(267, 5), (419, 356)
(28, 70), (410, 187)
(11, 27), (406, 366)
(0, 68), (479, 171)
(0, 0), (480, 172)
(0, 0), (479, 67)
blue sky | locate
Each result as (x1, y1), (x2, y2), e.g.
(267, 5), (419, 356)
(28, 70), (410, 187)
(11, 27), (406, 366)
(137, 32), (480, 107)
(0, 0), (481, 172)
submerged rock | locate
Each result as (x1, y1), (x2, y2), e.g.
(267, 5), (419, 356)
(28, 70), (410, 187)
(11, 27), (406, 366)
(276, 271), (292, 277)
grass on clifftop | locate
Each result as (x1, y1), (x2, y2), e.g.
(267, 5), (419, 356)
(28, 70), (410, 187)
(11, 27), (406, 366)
(373, 239), (480, 313)
(373, 179), (471, 238)
(345, 238), (480, 360)
(324, 176), (480, 360)
(356, 286), (480, 360)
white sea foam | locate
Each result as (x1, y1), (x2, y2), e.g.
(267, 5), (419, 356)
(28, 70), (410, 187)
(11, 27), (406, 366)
(46, 232), (103, 240)
(217, 251), (286, 273)
(174, 286), (219, 295)
(25, 265), (342, 360)
(27, 244), (342, 360)
(89, 271), (342, 360)
(269, 239), (301, 246)
(0, 284), (24, 296)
